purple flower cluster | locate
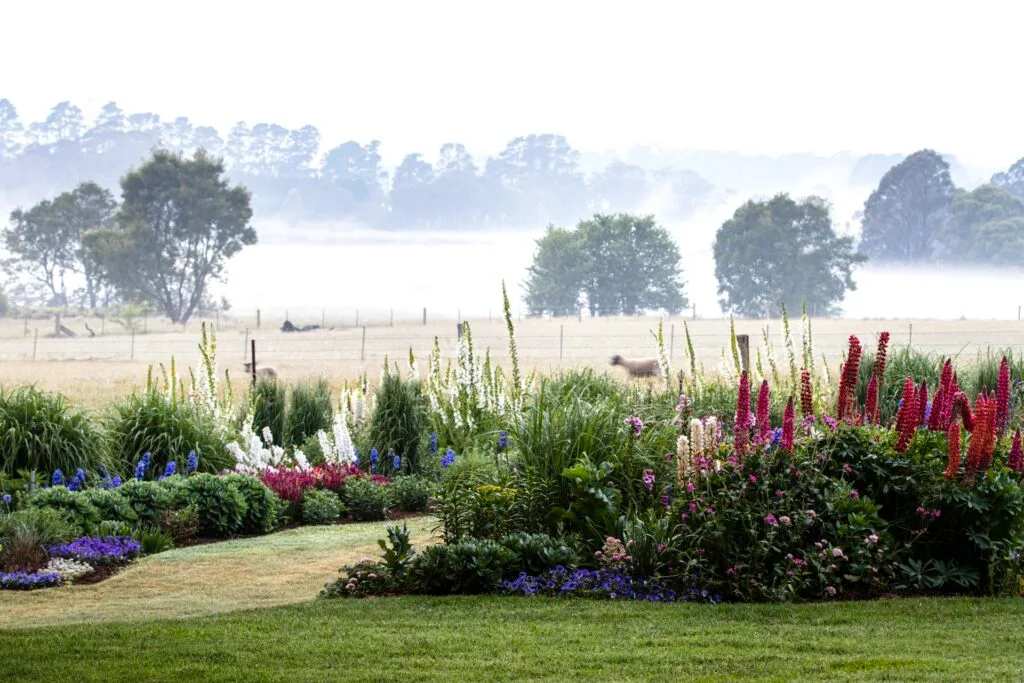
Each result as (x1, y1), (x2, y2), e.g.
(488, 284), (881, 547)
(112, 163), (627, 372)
(0, 570), (63, 590)
(501, 565), (720, 604)
(48, 535), (142, 565)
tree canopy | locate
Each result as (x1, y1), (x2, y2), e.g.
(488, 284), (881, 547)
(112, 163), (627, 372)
(84, 149), (256, 323)
(523, 213), (687, 317)
(858, 150), (956, 263)
(713, 194), (866, 317)
(938, 184), (1024, 265)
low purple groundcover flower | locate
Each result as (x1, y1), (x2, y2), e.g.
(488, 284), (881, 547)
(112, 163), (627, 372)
(48, 535), (142, 565)
(501, 565), (721, 604)
(0, 570), (63, 590)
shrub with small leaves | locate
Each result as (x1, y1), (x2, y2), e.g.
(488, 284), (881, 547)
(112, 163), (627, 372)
(158, 506), (200, 545)
(302, 489), (343, 525)
(26, 487), (101, 536)
(407, 539), (519, 595)
(341, 477), (390, 522)
(117, 480), (174, 527)
(80, 489), (138, 526)
(182, 474), (247, 538)
(221, 473), (280, 535)
(388, 475), (434, 513)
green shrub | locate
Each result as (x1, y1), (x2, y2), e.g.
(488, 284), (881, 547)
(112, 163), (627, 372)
(96, 520), (134, 537)
(0, 386), (108, 477)
(301, 489), (342, 525)
(183, 474), (247, 538)
(497, 532), (578, 575)
(0, 507), (74, 571)
(136, 528), (175, 554)
(319, 560), (396, 599)
(300, 433), (325, 466)
(286, 379), (333, 447)
(365, 371), (427, 474)
(245, 377), (286, 445)
(388, 475), (434, 513)
(26, 487), (101, 535)
(107, 391), (229, 477)
(158, 505), (200, 545)
(117, 480), (174, 527)
(81, 489), (138, 526)
(341, 478), (390, 522)
(221, 473), (279, 535)
(407, 539), (518, 595)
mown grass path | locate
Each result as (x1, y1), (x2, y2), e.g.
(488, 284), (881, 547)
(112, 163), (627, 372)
(2, 595), (1024, 681)
(0, 517), (438, 629)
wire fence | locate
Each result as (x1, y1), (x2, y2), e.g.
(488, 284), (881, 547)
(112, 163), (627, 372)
(3, 316), (1024, 372)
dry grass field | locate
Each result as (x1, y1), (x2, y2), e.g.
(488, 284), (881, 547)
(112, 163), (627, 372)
(2, 311), (1024, 407)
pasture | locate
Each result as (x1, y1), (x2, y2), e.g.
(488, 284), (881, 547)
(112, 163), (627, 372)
(3, 313), (1024, 406)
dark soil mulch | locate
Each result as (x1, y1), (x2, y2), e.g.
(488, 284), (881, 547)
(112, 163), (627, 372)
(73, 562), (130, 586)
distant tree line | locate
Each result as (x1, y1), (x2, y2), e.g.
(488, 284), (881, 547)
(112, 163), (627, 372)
(0, 98), (717, 230)
(1, 150), (255, 322)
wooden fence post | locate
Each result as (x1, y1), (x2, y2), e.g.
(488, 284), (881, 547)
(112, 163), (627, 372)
(737, 334), (751, 374)
(250, 339), (257, 386)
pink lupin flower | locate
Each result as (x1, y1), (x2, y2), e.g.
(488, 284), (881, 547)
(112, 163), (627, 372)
(997, 357), (1011, 435)
(756, 380), (771, 444)
(734, 371), (751, 458)
(1008, 429), (1023, 473)
(781, 396), (795, 453)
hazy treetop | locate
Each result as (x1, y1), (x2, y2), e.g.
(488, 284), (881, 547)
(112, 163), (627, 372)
(2, 0), (1020, 169)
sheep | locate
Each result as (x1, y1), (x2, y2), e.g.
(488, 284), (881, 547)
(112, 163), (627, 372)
(243, 362), (278, 380)
(609, 355), (661, 378)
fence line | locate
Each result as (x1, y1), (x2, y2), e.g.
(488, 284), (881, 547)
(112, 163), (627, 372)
(2, 320), (1024, 367)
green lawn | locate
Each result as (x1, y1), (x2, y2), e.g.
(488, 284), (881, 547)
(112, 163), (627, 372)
(3, 521), (1023, 681)
(3, 596), (1024, 681)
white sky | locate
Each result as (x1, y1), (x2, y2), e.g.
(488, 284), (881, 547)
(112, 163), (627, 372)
(2, 0), (1021, 169)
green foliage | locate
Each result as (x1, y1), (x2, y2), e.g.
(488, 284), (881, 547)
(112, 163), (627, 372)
(182, 474), (247, 538)
(246, 377), (286, 446)
(860, 149), (956, 263)
(713, 194), (866, 318)
(285, 379), (332, 448)
(106, 389), (229, 477)
(0, 385), (107, 477)
(80, 489), (138, 526)
(407, 539), (519, 595)
(221, 473), (279, 535)
(26, 487), (101, 535)
(136, 528), (175, 555)
(388, 475), (434, 513)
(497, 532), (579, 576)
(83, 149), (257, 324)
(318, 560), (396, 599)
(378, 522), (416, 582)
(523, 213), (687, 317)
(301, 489), (342, 525)
(340, 478), (389, 522)
(157, 505), (200, 545)
(434, 450), (505, 542)
(365, 370), (427, 474)
(117, 480), (174, 527)
(0, 507), (74, 571)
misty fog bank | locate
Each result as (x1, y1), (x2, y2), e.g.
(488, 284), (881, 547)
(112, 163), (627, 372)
(220, 220), (1024, 323)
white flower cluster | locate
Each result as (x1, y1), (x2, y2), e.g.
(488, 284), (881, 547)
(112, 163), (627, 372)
(45, 557), (93, 582)
(317, 406), (358, 466)
(227, 413), (309, 472)
(425, 329), (516, 431)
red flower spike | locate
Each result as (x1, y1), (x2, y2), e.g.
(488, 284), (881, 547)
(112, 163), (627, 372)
(1008, 429), (1023, 473)
(928, 385), (945, 432)
(837, 336), (862, 422)
(952, 391), (974, 432)
(916, 380), (928, 427)
(944, 423), (961, 479)
(800, 369), (813, 416)
(873, 331), (890, 386)
(894, 378), (918, 453)
(734, 370), (750, 458)
(865, 372), (879, 426)
(937, 359), (954, 428)
(781, 396), (795, 453)
(979, 397), (997, 472)
(997, 357), (1010, 435)
(756, 379), (771, 444)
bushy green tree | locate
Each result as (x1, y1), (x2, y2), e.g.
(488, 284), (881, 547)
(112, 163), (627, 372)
(523, 213), (687, 317)
(859, 149), (956, 263)
(85, 149), (256, 323)
(938, 184), (1024, 265)
(713, 194), (865, 317)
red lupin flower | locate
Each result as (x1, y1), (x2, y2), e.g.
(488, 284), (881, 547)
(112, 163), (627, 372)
(837, 335), (862, 422)
(916, 380), (929, 427)
(894, 377), (918, 453)
(873, 331), (890, 385)
(997, 357), (1010, 435)
(800, 369), (813, 416)
(944, 423), (961, 479)
(756, 379), (771, 444)
(734, 370), (751, 458)
(865, 372), (879, 426)
(1008, 429), (1023, 473)
(928, 385), (945, 432)
(937, 359), (954, 428)
(781, 396), (795, 453)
